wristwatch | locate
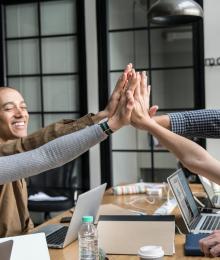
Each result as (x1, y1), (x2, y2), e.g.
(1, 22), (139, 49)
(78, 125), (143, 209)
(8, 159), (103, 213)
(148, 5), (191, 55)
(99, 120), (113, 135)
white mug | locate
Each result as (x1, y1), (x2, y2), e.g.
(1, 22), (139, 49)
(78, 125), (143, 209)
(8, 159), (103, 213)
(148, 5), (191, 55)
(138, 245), (164, 260)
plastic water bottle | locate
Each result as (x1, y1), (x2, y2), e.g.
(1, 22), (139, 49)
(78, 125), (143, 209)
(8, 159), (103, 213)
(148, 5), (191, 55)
(78, 216), (99, 260)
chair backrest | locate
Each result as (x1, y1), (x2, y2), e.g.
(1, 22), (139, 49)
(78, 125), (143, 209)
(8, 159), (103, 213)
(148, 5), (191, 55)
(28, 159), (78, 196)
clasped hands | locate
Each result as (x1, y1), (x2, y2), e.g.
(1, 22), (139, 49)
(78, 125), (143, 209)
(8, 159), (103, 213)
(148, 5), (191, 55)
(107, 63), (157, 132)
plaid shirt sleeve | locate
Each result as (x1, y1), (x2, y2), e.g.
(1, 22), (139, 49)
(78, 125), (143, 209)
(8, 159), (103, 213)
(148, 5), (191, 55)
(168, 109), (220, 138)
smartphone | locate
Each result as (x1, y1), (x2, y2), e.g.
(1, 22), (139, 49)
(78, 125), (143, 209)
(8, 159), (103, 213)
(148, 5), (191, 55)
(60, 216), (72, 223)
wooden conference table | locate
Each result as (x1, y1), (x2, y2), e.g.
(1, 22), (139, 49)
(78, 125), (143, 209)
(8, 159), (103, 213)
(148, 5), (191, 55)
(35, 184), (212, 260)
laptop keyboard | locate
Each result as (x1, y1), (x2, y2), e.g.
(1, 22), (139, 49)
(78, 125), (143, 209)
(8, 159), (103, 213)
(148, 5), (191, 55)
(200, 216), (220, 230)
(46, 226), (68, 245)
(191, 215), (202, 229)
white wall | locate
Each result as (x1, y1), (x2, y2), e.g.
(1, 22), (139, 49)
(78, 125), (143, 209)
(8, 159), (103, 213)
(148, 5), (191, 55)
(84, 0), (101, 188)
(204, 0), (220, 160)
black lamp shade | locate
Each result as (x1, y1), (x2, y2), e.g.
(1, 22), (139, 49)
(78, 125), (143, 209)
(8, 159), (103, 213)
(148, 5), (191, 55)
(148, 0), (203, 25)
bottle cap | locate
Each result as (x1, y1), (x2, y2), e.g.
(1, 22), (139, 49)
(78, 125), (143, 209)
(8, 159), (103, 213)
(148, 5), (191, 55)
(138, 245), (164, 259)
(82, 216), (93, 223)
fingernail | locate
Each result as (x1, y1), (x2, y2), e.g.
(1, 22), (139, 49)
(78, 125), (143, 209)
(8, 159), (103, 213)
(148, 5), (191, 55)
(142, 71), (146, 75)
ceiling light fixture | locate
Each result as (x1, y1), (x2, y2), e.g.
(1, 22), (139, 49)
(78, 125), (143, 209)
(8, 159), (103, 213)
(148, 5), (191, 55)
(148, 0), (203, 25)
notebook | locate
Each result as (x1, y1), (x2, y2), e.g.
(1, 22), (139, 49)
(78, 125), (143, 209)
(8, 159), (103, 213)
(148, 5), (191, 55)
(33, 183), (106, 248)
(199, 176), (220, 208)
(184, 233), (209, 256)
(167, 169), (220, 233)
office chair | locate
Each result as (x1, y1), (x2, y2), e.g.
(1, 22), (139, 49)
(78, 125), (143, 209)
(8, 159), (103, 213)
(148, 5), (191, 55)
(28, 159), (82, 222)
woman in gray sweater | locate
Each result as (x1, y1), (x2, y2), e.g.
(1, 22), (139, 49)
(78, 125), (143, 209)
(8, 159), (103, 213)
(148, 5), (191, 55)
(0, 73), (134, 184)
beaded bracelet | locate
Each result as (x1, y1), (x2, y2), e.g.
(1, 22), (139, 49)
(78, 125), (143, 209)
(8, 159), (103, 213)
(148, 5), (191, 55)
(99, 121), (113, 135)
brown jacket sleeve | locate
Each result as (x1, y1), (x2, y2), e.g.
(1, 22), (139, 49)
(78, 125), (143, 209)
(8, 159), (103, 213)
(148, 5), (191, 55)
(0, 113), (95, 156)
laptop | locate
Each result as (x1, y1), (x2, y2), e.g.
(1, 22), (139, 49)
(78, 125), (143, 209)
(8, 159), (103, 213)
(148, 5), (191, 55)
(34, 183), (107, 248)
(199, 176), (220, 208)
(0, 240), (13, 260)
(0, 233), (49, 260)
(167, 169), (220, 233)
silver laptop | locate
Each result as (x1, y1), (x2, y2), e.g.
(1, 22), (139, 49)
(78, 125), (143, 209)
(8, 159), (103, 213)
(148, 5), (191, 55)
(0, 233), (50, 260)
(34, 183), (107, 248)
(167, 169), (220, 233)
(199, 176), (220, 208)
(0, 240), (13, 260)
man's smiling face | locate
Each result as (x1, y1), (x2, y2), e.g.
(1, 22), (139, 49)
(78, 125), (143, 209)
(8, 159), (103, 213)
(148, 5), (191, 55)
(0, 88), (29, 142)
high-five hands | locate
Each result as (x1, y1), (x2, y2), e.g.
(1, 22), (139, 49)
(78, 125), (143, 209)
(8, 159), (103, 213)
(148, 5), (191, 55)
(105, 65), (157, 133)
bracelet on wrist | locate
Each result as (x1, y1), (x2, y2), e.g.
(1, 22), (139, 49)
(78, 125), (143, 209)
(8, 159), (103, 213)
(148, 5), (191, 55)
(99, 121), (113, 136)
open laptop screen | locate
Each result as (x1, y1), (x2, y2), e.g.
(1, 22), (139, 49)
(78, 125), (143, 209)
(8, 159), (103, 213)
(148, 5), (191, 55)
(168, 169), (200, 227)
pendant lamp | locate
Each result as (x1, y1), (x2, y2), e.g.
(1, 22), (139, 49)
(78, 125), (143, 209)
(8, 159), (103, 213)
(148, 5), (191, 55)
(148, 0), (203, 25)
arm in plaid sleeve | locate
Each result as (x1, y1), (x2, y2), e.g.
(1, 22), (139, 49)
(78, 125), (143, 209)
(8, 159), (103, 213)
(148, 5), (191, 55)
(168, 109), (220, 138)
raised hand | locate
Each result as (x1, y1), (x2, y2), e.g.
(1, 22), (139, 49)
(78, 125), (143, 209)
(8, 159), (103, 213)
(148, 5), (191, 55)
(126, 70), (153, 129)
(102, 63), (133, 118)
(107, 79), (135, 132)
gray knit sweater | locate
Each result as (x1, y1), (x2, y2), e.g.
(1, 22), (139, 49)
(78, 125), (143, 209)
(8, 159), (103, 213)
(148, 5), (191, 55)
(0, 124), (107, 184)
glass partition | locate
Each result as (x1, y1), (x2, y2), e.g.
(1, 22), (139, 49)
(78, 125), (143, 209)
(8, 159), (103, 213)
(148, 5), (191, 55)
(100, 0), (204, 185)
